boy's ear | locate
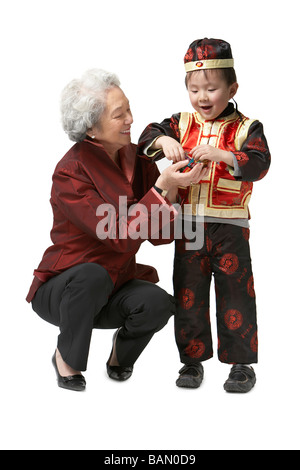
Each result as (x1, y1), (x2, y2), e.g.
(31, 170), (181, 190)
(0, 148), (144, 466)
(229, 82), (239, 99)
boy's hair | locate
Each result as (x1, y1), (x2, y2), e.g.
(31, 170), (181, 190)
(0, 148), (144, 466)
(185, 67), (237, 88)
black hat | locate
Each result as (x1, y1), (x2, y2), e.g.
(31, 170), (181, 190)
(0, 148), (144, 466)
(184, 38), (234, 73)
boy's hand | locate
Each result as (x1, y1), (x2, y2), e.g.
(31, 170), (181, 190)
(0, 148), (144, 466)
(190, 145), (234, 166)
(155, 136), (186, 162)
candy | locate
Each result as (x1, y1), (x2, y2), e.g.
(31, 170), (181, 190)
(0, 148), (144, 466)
(180, 153), (209, 172)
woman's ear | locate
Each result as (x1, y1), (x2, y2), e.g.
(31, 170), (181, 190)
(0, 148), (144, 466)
(229, 82), (239, 99)
(86, 129), (96, 139)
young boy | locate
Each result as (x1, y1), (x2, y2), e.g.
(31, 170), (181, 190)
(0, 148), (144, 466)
(138, 38), (271, 392)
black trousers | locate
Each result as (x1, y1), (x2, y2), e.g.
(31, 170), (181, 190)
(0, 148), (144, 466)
(173, 223), (258, 365)
(32, 263), (175, 371)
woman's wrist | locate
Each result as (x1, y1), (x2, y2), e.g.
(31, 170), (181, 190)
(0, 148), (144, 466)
(153, 184), (168, 198)
(155, 175), (169, 192)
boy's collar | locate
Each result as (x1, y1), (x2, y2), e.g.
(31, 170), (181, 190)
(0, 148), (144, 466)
(216, 102), (235, 119)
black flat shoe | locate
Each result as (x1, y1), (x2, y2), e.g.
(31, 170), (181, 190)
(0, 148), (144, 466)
(52, 353), (86, 392)
(224, 364), (256, 393)
(106, 329), (133, 381)
(176, 363), (204, 389)
(106, 364), (133, 381)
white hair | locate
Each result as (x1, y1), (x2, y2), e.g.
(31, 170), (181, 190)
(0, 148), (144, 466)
(60, 68), (121, 142)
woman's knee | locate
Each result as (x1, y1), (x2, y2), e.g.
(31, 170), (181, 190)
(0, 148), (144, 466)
(126, 283), (175, 332)
(150, 288), (175, 329)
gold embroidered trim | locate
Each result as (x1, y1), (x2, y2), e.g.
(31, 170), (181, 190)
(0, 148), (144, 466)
(185, 59), (234, 72)
(217, 178), (242, 192)
(234, 119), (257, 150)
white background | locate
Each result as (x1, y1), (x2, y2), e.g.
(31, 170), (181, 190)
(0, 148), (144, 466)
(1, 0), (299, 450)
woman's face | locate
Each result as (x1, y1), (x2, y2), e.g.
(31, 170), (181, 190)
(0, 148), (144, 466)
(91, 87), (133, 159)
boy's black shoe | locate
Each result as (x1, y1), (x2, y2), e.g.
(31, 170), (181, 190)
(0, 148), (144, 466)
(224, 364), (256, 393)
(176, 363), (204, 388)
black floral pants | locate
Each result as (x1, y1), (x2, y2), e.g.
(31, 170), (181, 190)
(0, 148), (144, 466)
(173, 222), (258, 365)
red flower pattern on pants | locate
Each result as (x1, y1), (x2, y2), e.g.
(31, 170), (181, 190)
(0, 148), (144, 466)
(174, 223), (258, 365)
(179, 288), (195, 310)
(219, 253), (239, 274)
(185, 339), (206, 359)
(224, 309), (243, 330)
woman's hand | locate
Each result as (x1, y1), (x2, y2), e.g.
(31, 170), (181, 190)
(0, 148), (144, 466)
(155, 159), (209, 192)
(154, 136), (186, 162)
(190, 145), (234, 166)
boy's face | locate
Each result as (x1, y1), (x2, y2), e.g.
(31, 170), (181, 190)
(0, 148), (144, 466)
(187, 70), (238, 120)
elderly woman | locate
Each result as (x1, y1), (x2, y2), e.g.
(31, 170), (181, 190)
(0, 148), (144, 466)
(26, 69), (205, 391)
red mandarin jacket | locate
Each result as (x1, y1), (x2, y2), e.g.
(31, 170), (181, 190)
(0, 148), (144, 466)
(138, 104), (271, 219)
(26, 139), (178, 303)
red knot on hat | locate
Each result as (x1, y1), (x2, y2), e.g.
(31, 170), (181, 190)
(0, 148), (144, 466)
(184, 38), (234, 73)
